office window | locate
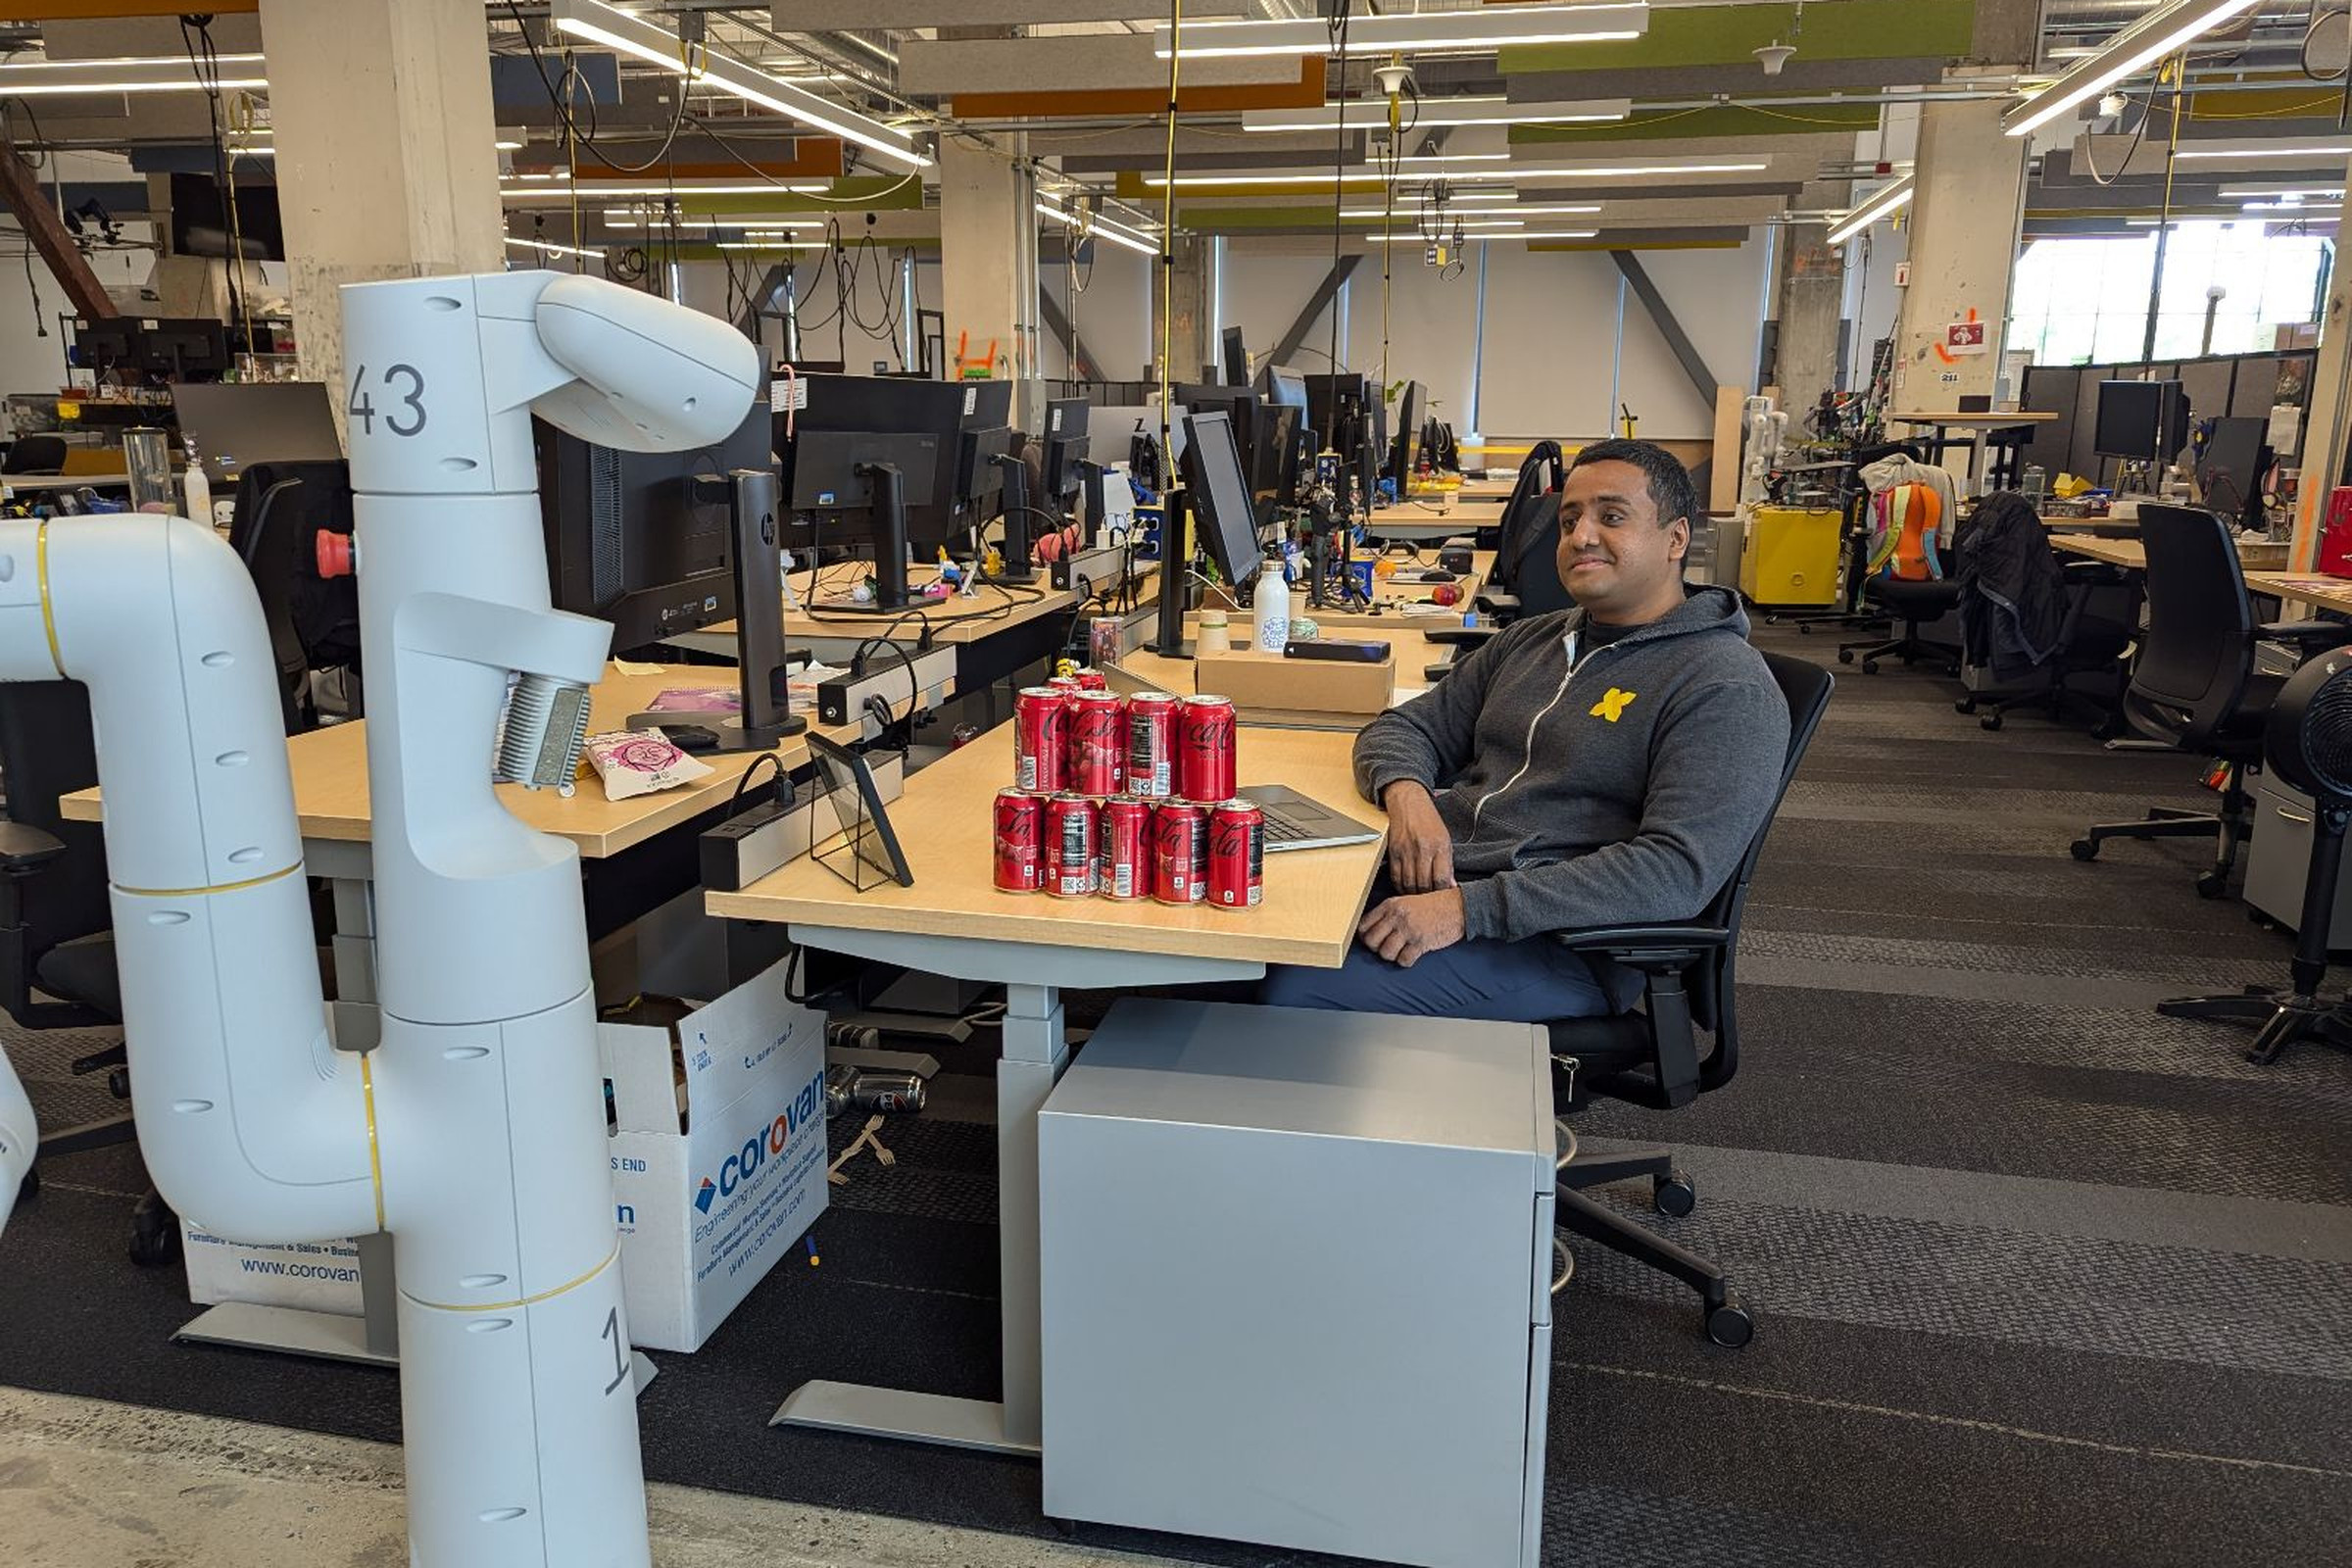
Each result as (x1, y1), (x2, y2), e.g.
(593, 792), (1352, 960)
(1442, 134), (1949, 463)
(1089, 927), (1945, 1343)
(2006, 223), (2331, 364)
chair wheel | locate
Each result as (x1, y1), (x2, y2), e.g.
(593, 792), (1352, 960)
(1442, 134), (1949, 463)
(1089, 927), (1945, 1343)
(1836, 648), (1854, 664)
(1705, 1296), (1755, 1348)
(2070, 839), (2098, 861)
(1796, 623), (1812, 635)
(1861, 659), (1881, 674)
(107, 1065), (129, 1100)
(1955, 697), (1977, 713)
(1981, 712), (2002, 731)
(1764, 613), (1781, 625)
(1652, 1172), (1696, 1217)
(128, 1198), (179, 1268)
(2196, 870), (2229, 900)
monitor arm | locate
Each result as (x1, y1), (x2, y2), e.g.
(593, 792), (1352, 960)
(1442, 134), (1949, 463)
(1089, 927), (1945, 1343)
(993, 451), (1039, 584)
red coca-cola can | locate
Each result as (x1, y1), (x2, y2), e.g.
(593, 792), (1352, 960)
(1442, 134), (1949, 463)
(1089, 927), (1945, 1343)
(1076, 668), (1109, 691)
(1097, 796), (1152, 902)
(1207, 799), (1264, 910)
(1068, 690), (1127, 797)
(1125, 691), (1178, 800)
(993, 788), (1043, 894)
(1048, 673), (1082, 694)
(1043, 793), (1099, 897)
(1178, 694), (1238, 804)
(1014, 686), (1070, 794)
(1152, 800), (1208, 906)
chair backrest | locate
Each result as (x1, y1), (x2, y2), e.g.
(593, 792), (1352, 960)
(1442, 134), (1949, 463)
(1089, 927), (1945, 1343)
(2130, 503), (2256, 748)
(231, 457), (361, 679)
(235, 473), (317, 733)
(1504, 488), (1578, 615)
(1688, 649), (1835, 1086)
(3, 435), (66, 474)
(0, 682), (111, 968)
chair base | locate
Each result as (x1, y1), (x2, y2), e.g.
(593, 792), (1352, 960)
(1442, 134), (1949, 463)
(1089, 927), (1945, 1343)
(2072, 785), (2253, 900)
(1837, 627), (1960, 677)
(1557, 1148), (1752, 1348)
(2157, 986), (2352, 1065)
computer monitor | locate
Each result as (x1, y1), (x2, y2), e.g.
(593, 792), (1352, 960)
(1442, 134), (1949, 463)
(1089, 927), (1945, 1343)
(2196, 415), (2269, 520)
(1041, 398), (1092, 503)
(787, 372), (966, 548)
(1221, 325), (1249, 387)
(1178, 409), (1264, 584)
(1386, 381), (1422, 484)
(141, 318), (230, 379)
(171, 381), (343, 489)
(537, 398), (772, 652)
(785, 427), (949, 611)
(1250, 403), (1301, 522)
(2093, 378), (2189, 469)
(1175, 382), (1261, 489)
(70, 317), (145, 377)
(1259, 366), (1308, 412)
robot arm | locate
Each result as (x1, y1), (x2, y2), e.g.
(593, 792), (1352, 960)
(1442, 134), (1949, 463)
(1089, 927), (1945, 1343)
(0, 1044), (30, 1233)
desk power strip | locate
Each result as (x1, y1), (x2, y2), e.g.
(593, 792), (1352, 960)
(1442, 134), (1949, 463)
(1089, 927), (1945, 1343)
(815, 645), (957, 728)
(700, 753), (908, 893)
(1052, 542), (1131, 596)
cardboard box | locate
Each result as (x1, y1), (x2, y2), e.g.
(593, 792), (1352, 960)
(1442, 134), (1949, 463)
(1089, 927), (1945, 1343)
(182, 1229), (365, 1316)
(599, 961), (830, 1352)
(1195, 646), (1396, 719)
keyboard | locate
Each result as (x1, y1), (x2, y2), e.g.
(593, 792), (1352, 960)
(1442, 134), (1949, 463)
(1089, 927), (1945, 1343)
(1262, 807), (1316, 845)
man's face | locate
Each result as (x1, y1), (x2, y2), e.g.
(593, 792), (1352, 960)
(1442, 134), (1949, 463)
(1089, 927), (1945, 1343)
(1555, 458), (1690, 619)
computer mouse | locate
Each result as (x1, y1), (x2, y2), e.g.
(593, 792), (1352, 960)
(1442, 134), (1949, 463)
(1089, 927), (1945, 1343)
(1421, 568), (1457, 582)
(666, 724), (721, 752)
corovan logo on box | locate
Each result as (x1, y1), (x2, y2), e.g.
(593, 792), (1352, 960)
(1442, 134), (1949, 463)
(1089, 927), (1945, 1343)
(694, 1070), (827, 1214)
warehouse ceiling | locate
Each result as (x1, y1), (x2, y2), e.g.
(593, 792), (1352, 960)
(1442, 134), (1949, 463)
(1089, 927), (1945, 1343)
(6, 2), (2351, 260)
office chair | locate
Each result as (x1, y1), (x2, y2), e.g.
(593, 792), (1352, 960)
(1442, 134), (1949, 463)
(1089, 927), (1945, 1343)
(1547, 649), (1834, 1348)
(1956, 560), (2133, 732)
(2, 434), (67, 474)
(1838, 480), (1960, 675)
(2159, 646), (2352, 1062)
(0, 682), (177, 1263)
(230, 460), (363, 722)
(2070, 504), (2352, 898)
(238, 474), (318, 732)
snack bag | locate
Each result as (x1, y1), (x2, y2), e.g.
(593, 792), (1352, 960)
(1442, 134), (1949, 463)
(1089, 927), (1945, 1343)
(582, 728), (714, 802)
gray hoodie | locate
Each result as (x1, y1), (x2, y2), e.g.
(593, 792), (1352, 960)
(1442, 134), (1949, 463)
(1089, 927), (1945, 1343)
(1353, 585), (1790, 953)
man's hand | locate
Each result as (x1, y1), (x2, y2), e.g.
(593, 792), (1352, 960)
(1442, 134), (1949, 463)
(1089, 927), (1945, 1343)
(1380, 780), (1455, 893)
(1358, 888), (1467, 969)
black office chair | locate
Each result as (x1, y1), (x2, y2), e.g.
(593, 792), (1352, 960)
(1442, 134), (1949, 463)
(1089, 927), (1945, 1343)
(0, 682), (177, 1262)
(238, 474), (318, 732)
(2071, 504), (2352, 897)
(1957, 559), (2133, 732)
(1547, 650), (1834, 1348)
(1837, 486), (1962, 675)
(230, 459), (363, 725)
(2, 434), (67, 474)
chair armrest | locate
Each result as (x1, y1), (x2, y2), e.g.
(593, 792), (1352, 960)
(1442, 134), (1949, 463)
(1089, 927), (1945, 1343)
(2061, 561), (2127, 585)
(1471, 591), (1521, 619)
(0, 821), (66, 875)
(1423, 625), (1500, 647)
(2255, 619), (2352, 649)
(1550, 922), (1731, 971)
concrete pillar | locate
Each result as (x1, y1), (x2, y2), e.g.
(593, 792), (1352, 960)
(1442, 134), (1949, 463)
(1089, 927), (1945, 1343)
(1153, 232), (1214, 389)
(259, 0), (504, 402)
(1888, 98), (2028, 414)
(938, 136), (1039, 413)
(1768, 178), (1851, 408)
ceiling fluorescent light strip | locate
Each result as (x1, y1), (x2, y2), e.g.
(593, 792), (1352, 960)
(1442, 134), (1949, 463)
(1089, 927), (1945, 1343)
(2002, 0), (2261, 139)
(504, 181), (830, 200)
(551, 0), (928, 171)
(0, 53), (267, 94)
(1156, 4), (1648, 60)
(1369, 230), (1597, 243)
(1037, 201), (1159, 257)
(1245, 96), (1630, 133)
(2173, 144), (2352, 161)
(507, 236), (604, 261)
(1341, 202), (1599, 218)
(1146, 161), (1761, 190)
(1825, 175), (1914, 245)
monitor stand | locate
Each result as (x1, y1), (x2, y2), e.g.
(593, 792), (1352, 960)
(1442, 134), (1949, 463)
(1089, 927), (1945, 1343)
(1150, 486), (1196, 659)
(993, 452), (1040, 584)
(629, 467), (806, 752)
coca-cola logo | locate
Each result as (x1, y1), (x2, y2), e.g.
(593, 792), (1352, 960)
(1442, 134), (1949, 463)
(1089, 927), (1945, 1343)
(995, 801), (1039, 850)
(1155, 812), (1200, 855)
(1179, 715), (1229, 757)
(1209, 817), (1259, 858)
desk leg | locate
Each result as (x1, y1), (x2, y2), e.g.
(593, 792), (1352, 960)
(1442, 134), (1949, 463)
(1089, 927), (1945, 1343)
(771, 979), (1066, 1458)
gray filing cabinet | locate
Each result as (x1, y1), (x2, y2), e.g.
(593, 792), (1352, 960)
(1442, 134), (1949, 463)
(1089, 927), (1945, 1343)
(2244, 770), (2352, 944)
(1038, 1000), (1555, 1568)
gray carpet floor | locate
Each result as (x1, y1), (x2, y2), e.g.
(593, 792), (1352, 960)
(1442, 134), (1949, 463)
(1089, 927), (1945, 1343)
(4, 621), (2349, 1566)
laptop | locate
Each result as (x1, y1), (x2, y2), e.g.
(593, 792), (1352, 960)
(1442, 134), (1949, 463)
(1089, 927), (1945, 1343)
(1242, 784), (1382, 854)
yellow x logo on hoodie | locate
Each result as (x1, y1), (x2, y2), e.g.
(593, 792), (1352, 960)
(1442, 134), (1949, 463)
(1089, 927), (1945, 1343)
(1590, 688), (1638, 722)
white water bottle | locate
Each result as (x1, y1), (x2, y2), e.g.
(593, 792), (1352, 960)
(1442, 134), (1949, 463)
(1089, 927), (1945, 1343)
(1251, 555), (1290, 653)
(182, 458), (212, 529)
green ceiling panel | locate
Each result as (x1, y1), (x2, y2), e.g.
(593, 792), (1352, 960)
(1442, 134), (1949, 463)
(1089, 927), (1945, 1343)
(1509, 101), (1881, 144)
(1497, 1), (1978, 74)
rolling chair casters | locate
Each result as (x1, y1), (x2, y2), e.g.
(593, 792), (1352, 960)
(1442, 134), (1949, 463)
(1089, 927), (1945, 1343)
(128, 1191), (178, 1267)
(1861, 659), (1882, 675)
(1981, 711), (2003, 732)
(1955, 696), (1977, 715)
(2195, 870), (2230, 900)
(2070, 838), (2098, 861)
(1836, 648), (1854, 665)
(1652, 1171), (1696, 1218)
(1704, 1295), (1755, 1349)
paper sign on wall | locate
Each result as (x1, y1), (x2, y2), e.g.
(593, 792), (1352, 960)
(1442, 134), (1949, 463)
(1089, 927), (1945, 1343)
(1944, 320), (1987, 356)
(1892, 261), (1911, 287)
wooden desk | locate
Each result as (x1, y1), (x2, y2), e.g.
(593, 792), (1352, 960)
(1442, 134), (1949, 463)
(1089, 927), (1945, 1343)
(1366, 495), (1509, 540)
(2050, 533), (2292, 574)
(62, 665), (812, 858)
(715, 718), (1384, 1457)
(1117, 626), (1446, 728)
(2245, 571), (2352, 615)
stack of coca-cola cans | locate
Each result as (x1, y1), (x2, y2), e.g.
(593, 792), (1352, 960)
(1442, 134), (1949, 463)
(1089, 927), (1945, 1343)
(994, 669), (1264, 909)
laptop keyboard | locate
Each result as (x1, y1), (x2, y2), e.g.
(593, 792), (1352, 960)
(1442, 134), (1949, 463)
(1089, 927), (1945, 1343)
(1260, 806), (1316, 844)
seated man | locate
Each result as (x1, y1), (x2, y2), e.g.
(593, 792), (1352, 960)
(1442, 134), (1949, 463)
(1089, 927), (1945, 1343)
(1260, 438), (1790, 1023)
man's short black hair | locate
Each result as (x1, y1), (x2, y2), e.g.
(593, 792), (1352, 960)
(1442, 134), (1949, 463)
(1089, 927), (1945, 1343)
(1567, 438), (1697, 529)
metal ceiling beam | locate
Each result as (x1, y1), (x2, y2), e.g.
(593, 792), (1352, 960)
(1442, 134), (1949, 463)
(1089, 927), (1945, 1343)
(1272, 253), (1363, 369)
(0, 144), (115, 318)
(1609, 249), (1714, 401)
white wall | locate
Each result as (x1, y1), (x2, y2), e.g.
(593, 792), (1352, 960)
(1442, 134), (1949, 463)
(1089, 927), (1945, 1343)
(1216, 232), (1771, 442)
(1044, 241), (1151, 382)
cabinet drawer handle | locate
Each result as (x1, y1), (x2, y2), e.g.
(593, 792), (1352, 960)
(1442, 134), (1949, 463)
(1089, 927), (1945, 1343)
(2277, 807), (2314, 825)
